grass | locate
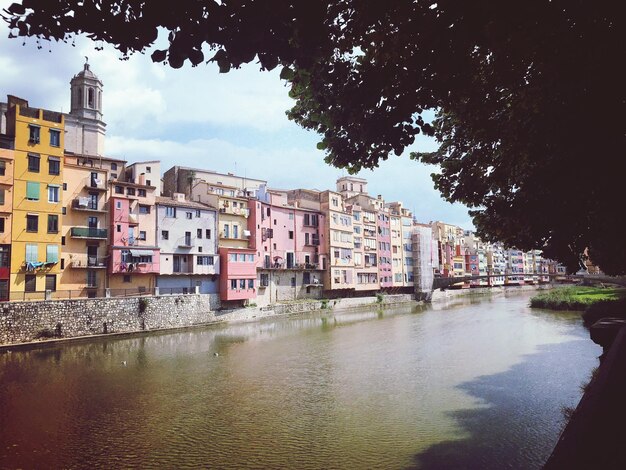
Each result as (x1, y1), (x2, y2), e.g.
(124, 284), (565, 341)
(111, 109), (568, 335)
(530, 286), (626, 311)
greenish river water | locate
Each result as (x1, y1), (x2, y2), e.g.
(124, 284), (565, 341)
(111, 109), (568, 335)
(0, 291), (600, 469)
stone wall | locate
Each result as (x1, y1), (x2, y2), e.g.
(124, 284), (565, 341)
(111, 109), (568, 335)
(0, 292), (414, 347)
(0, 294), (221, 345)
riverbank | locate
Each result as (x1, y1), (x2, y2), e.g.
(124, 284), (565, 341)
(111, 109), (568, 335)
(431, 283), (553, 302)
(0, 293), (416, 350)
(530, 286), (626, 311)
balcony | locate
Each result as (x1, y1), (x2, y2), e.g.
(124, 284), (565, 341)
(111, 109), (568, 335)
(83, 177), (107, 192)
(128, 214), (139, 225)
(177, 235), (193, 248)
(218, 206), (250, 217)
(72, 198), (106, 213)
(70, 227), (108, 240)
(112, 261), (157, 274)
(69, 255), (107, 269)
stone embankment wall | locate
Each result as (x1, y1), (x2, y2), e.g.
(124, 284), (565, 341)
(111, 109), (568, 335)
(0, 294), (221, 346)
(1, 293), (415, 347)
(430, 284), (552, 302)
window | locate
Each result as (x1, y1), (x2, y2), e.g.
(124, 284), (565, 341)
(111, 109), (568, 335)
(248, 279), (254, 289)
(62, 207), (66, 215)
(146, 166), (151, 173)
(266, 207), (271, 216)
(161, 230), (169, 240)
(186, 212), (193, 219)
(260, 273), (269, 287)
(25, 275), (36, 292)
(87, 271), (97, 288)
(28, 153), (40, 172)
(0, 218), (4, 233)
(115, 185), (123, 194)
(332, 198), (338, 207)
(111, 163), (118, 171)
(197, 229), (202, 239)
(197, 256), (214, 265)
(230, 279), (237, 290)
(290, 277), (296, 287)
(46, 245), (59, 263)
(116, 224), (121, 232)
(48, 157), (60, 175)
(61, 236), (65, 246)
(205, 229), (211, 239)
(88, 87), (95, 108)
(48, 185), (60, 203)
(198, 246), (202, 252)
(116, 201), (122, 209)
(239, 279), (246, 289)
(224, 224), (230, 238)
(288, 231), (294, 239)
(111, 173), (118, 179)
(233, 225), (239, 239)
(60, 258), (65, 270)
(123, 275), (132, 283)
(26, 214), (38, 232)
(238, 254), (246, 262)
(126, 187), (135, 196)
(165, 206), (176, 217)
(196, 210), (201, 217)
(47, 215), (58, 233)
(139, 231), (146, 240)
(49, 129), (61, 147)
(247, 254), (254, 262)
(229, 253), (237, 262)
(0, 160), (5, 176)
(139, 205), (150, 214)
(138, 189), (146, 197)
(146, 180), (151, 187)
(305, 233), (310, 245)
(28, 125), (40, 144)
(0, 188), (4, 205)
(289, 212), (294, 220)
(25, 244), (38, 263)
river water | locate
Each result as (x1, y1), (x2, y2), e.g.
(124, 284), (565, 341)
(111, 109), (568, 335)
(0, 291), (600, 469)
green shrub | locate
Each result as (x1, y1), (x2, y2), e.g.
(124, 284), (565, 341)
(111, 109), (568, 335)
(138, 297), (148, 313)
(376, 293), (384, 303)
(320, 299), (329, 309)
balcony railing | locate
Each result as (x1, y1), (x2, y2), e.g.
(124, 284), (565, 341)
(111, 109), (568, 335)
(84, 176), (107, 192)
(69, 255), (107, 268)
(72, 198), (104, 212)
(177, 235), (193, 247)
(70, 227), (108, 239)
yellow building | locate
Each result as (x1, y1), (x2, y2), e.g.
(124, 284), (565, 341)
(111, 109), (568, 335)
(5, 97), (64, 300)
(0, 146), (15, 300)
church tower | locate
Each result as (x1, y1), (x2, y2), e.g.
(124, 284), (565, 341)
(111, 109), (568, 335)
(65, 60), (106, 156)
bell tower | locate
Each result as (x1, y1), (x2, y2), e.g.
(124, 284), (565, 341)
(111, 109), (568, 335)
(66, 59), (106, 156)
(70, 58), (103, 121)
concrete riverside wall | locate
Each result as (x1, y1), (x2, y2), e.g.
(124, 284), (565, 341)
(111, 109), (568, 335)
(0, 294), (221, 346)
(0, 293), (415, 347)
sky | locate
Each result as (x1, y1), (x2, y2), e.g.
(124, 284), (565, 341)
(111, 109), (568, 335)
(0, 2), (473, 228)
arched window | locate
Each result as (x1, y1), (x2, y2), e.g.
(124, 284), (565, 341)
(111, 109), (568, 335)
(88, 87), (94, 108)
(98, 91), (101, 110)
(77, 88), (82, 108)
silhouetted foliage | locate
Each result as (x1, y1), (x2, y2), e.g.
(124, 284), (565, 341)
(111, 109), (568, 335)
(3, 1), (624, 274)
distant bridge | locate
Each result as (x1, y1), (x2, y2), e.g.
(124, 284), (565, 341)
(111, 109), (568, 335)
(432, 273), (626, 290)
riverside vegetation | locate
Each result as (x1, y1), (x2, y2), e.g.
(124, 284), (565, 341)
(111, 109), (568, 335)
(530, 286), (626, 327)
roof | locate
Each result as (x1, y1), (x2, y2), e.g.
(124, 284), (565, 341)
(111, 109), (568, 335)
(155, 196), (215, 211)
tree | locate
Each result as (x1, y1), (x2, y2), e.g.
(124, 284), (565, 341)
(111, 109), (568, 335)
(3, 1), (624, 274)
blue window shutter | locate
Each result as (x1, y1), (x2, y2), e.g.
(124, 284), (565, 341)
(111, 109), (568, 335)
(26, 182), (39, 200)
(46, 245), (59, 263)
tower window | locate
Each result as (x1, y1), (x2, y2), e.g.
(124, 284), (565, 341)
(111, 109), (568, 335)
(88, 87), (95, 108)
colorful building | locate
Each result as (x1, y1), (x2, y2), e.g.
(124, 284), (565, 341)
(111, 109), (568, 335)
(5, 97), (64, 299)
(59, 154), (117, 296)
(108, 180), (160, 293)
(249, 187), (326, 306)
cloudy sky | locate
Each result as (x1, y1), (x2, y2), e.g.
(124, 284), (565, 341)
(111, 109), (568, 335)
(0, 2), (472, 228)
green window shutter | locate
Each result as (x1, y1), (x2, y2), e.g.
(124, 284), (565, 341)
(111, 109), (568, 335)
(26, 182), (40, 200)
(46, 245), (59, 263)
(25, 244), (38, 263)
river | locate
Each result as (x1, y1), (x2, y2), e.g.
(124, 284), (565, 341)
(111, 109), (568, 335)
(0, 290), (600, 469)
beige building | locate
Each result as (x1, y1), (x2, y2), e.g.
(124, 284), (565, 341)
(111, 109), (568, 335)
(190, 180), (250, 249)
(320, 190), (355, 291)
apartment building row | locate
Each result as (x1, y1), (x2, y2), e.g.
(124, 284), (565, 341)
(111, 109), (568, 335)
(0, 63), (564, 304)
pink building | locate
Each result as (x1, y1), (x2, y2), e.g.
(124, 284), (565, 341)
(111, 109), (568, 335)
(108, 187), (160, 292)
(218, 246), (256, 305)
(248, 190), (326, 306)
(377, 210), (393, 288)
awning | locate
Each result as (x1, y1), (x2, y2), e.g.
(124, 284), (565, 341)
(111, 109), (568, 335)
(130, 249), (154, 256)
(48, 156), (60, 162)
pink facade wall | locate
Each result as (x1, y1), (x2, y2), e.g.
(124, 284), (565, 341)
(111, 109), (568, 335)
(219, 246), (256, 301)
(249, 200), (325, 269)
(109, 196), (159, 275)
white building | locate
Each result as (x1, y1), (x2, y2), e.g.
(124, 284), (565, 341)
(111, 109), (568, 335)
(155, 193), (220, 294)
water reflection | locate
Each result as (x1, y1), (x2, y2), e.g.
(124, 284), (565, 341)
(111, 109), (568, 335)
(0, 292), (600, 469)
